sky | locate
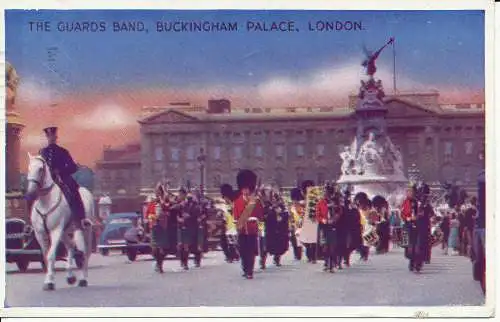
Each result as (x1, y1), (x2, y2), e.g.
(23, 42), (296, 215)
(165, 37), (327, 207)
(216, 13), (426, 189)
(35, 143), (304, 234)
(5, 10), (485, 170)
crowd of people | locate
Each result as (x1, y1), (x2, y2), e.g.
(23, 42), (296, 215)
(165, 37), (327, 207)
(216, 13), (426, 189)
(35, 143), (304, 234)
(141, 168), (481, 280)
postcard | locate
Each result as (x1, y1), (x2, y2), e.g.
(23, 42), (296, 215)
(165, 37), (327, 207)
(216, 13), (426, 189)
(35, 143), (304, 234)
(1, 0), (495, 319)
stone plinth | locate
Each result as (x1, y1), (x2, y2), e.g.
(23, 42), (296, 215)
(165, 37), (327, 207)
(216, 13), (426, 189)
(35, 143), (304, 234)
(6, 111), (25, 193)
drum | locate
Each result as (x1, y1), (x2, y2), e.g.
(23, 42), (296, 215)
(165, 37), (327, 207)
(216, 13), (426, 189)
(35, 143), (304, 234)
(226, 228), (238, 246)
(430, 226), (443, 247)
(362, 225), (379, 247)
(400, 226), (410, 248)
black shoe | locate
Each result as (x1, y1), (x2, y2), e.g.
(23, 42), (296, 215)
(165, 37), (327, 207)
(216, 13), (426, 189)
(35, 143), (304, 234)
(409, 263), (414, 271)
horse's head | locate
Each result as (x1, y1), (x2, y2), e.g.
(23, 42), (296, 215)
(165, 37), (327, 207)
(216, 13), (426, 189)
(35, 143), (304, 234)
(25, 153), (53, 200)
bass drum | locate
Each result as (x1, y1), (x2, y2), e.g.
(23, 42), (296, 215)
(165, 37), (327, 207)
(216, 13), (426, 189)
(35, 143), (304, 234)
(362, 225), (379, 247)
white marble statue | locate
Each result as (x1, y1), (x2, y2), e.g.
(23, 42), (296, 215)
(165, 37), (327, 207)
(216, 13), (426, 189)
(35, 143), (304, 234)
(358, 132), (385, 176)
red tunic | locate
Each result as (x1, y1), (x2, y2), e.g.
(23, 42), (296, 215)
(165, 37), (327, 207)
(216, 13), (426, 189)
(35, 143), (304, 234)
(232, 194), (264, 235)
(316, 198), (329, 224)
(400, 198), (413, 222)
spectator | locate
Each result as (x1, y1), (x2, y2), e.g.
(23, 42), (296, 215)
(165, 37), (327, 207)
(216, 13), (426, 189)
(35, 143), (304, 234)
(440, 213), (451, 255)
(449, 212), (459, 254)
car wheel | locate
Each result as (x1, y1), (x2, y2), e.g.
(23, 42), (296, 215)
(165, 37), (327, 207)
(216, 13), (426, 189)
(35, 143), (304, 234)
(100, 249), (109, 256)
(127, 249), (137, 262)
(16, 259), (30, 272)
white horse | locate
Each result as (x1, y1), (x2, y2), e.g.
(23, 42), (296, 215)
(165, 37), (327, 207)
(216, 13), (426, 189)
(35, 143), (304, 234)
(25, 153), (94, 291)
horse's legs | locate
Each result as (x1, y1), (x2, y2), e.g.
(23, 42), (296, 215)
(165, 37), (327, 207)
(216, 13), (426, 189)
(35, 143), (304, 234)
(62, 232), (77, 285)
(34, 229), (49, 273)
(44, 226), (65, 289)
(74, 226), (92, 286)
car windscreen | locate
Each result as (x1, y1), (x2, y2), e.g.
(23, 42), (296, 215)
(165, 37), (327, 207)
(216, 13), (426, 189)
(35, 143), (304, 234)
(107, 218), (134, 225)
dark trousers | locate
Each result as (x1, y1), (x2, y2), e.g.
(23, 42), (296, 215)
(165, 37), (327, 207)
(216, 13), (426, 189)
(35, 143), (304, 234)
(304, 243), (318, 262)
(238, 234), (258, 276)
(290, 230), (302, 260)
(59, 176), (85, 222)
(404, 223), (423, 270)
(220, 233), (230, 258)
(335, 231), (346, 267)
(322, 229), (337, 270)
(221, 234), (239, 261)
(259, 236), (267, 264)
(152, 247), (165, 272)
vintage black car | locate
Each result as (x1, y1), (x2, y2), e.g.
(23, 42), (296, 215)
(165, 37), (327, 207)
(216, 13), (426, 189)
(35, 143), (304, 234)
(6, 218), (83, 272)
(98, 212), (140, 256)
(124, 206), (224, 262)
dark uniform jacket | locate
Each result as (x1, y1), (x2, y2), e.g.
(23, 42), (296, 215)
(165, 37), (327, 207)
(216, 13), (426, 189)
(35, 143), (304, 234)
(40, 143), (78, 181)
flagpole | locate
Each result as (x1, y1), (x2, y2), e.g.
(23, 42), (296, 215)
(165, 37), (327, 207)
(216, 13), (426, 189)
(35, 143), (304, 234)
(392, 37), (397, 95)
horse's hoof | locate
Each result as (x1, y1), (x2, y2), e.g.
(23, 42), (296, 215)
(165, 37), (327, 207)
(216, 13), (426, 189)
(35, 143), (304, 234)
(78, 279), (88, 287)
(67, 276), (77, 285)
(43, 283), (55, 291)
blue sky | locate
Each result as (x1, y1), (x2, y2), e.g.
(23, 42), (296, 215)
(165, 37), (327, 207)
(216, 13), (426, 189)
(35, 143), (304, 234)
(6, 10), (484, 93)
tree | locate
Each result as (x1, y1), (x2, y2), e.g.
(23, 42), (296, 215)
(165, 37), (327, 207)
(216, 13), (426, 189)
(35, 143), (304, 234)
(73, 165), (95, 192)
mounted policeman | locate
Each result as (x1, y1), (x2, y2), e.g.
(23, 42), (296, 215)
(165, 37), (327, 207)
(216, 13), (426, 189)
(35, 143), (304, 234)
(25, 126), (94, 290)
(38, 127), (89, 231)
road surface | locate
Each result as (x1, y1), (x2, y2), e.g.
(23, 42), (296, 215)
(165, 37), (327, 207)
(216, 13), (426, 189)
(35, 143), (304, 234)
(5, 245), (484, 307)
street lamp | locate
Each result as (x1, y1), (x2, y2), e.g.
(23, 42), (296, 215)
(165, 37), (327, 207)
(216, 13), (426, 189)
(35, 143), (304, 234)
(197, 147), (206, 196)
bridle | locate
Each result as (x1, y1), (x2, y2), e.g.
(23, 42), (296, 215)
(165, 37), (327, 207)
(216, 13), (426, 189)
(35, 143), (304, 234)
(27, 156), (56, 196)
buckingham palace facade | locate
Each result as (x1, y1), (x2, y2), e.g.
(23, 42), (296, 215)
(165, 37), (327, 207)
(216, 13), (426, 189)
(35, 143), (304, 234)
(94, 93), (485, 198)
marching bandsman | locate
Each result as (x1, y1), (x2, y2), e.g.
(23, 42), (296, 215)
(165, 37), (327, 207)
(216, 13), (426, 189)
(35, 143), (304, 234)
(373, 195), (390, 254)
(264, 188), (290, 267)
(173, 187), (201, 270)
(219, 184), (239, 263)
(298, 180), (319, 263)
(354, 192), (371, 261)
(343, 190), (362, 267)
(258, 186), (270, 270)
(289, 188), (304, 261)
(316, 183), (341, 273)
(400, 185), (423, 272)
(233, 169), (264, 280)
(146, 184), (168, 273)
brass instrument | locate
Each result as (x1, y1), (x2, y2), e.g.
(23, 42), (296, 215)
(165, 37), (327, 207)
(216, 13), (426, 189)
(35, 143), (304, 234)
(305, 186), (323, 221)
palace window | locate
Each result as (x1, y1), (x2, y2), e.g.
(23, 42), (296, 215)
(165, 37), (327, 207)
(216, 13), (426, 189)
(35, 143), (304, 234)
(234, 146), (243, 160)
(171, 148), (180, 161)
(213, 146), (221, 160)
(296, 144), (305, 157)
(255, 145), (263, 157)
(275, 144), (285, 157)
(154, 147), (163, 161)
(465, 141), (474, 155)
(444, 141), (453, 156)
(316, 144), (325, 157)
(186, 145), (196, 160)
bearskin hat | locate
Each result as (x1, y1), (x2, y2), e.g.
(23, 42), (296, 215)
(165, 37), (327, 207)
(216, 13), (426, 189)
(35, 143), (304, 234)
(290, 187), (302, 201)
(372, 195), (388, 210)
(236, 169), (258, 193)
(220, 183), (235, 201)
(354, 192), (370, 206)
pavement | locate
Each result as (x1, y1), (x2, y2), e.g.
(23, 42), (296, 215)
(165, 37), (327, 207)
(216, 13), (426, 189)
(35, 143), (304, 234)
(4, 244), (485, 307)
